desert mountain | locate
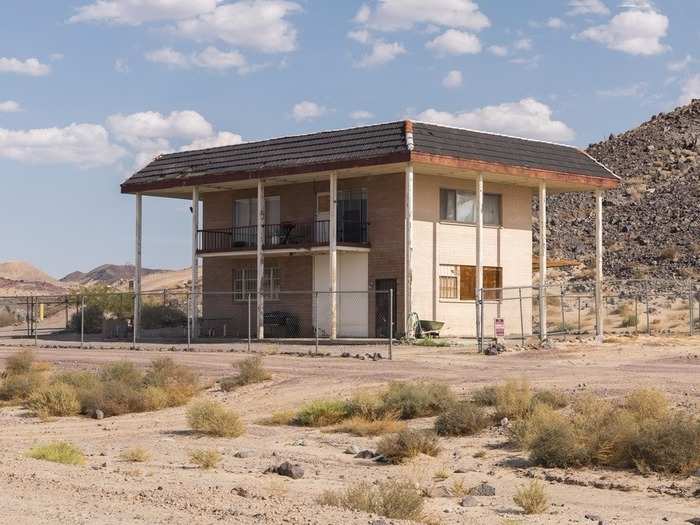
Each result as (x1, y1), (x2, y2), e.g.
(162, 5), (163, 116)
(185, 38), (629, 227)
(539, 100), (700, 281)
(61, 264), (162, 286)
(0, 261), (58, 283)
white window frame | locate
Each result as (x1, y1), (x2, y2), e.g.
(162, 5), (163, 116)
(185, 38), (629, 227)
(233, 265), (280, 302)
(439, 188), (502, 226)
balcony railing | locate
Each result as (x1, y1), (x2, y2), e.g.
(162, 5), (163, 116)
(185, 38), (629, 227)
(198, 220), (369, 253)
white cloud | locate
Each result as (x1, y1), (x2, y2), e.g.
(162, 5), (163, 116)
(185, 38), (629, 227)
(176, 1), (302, 54)
(69, 0), (217, 24)
(0, 123), (125, 167)
(0, 101), (21, 113)
(596, 82), (647, 97)
(357, 0), (490, 32)
(356, 39), (406, 67)
(488, 45), (508, 57)
(145, 47), (189, 68)
(678, 75), (700, 106)
(414, 98), (575, 142)
(668, 54), (693, 72)
(291, 101), (328, 122)
(146, 46), (250, 72)
(348, 29), (371, 44)
(513, 38), (532, 51)
(442, 70), (463, 89)
(426, 30), (481, 55)
(114, 58), (130, 73)
(567, 0), (610, 16)
(576, 3), (669, 56)
(107, 110), (214, 149)
(350, 110), (375, 120)
(546, 17), (565, 29)
(0, 57), (51, 76)
(509, 55), (542, 69)
(181, 131), (243, 151)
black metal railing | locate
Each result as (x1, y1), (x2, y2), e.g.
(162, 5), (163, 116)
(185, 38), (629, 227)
(198, 220), (369, 253)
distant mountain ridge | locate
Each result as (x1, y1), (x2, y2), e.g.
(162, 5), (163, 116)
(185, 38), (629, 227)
(60, 264), (163, 286)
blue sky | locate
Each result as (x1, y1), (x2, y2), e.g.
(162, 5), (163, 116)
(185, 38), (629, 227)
(2, 0), (698, 278)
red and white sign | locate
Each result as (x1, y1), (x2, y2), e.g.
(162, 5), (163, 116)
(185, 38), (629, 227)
(494, 318), (505, 338)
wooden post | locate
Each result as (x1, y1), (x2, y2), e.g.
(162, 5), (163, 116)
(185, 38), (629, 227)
(257, 179), (265, 339)
(538, 182), (547, 341)
(475, 172), (484, 343)
(191, 186), (200, 339)
(595, 190), (604, 342)
(329, 172), (338, 340)
(404, 163), (414, 336)
(134, 193), (142, 340)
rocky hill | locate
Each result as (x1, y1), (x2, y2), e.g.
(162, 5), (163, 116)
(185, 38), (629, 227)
(0, 261), (58, 284)
(61, 264), (162, 286)
(541, 100), (700, 281)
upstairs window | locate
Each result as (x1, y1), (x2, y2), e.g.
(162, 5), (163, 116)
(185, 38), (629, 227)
(439, 189), (501, 226)
(234, 196), (280, 227)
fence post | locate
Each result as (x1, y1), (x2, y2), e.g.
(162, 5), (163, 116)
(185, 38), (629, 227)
(478, 288), (485, 353)
(577, 296), (581, 334)
(186, 291), (191, 352)
(634, 295), (639, 334)
(34, 299), (38, 347)
(645, 287), (651, 336)
(80, 295), (85, 349)
(689, 281), (694, 337)
(248, 293), (252, 352)
(518, 287), (525, 345)
(314, 291), (319, 355)
(560, 288), (566, 333)
(389, 289), (393, 360)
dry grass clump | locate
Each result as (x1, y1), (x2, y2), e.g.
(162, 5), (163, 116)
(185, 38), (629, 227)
(0, 350), (50, 402)
(515, 389), (700, 476)
(27, 383), (81, 418)
(189, 449), (222, 469)
(330, 416), (406, 437)
(493, 379), (533, 420)
(531, 389), (569, 410)
(26, 441), (85, 465)
(376, 429), (441, 464)
(381, 381), (455, 420)
(120, 447), (150, 463)
(258, 410), (295, 426)
(292, 399), (351, 427)
(513, 481), (549, 514)
(186, 399), (245, 437)
(434, 401), (491, 436)
(220, 356), (271, 392)
(471, 385), (498, 406)
(317, 480), (424, 521)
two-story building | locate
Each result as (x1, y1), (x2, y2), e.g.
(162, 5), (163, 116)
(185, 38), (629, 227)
(120, 120), (618, 341)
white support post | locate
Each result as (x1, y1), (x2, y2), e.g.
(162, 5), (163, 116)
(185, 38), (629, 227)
(329, 172), (338, 340)
(538, 182), (547, 342)
(475, 173), (484, 341)
(595, 190), (604, 342)
(256, 179), (265, 339)
(404, 163), (414, 335)
(134, 193), (142, 340)
(191, 186), (200, 339)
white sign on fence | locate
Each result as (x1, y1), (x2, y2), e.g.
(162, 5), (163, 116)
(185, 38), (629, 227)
(494, 318), (505, 338)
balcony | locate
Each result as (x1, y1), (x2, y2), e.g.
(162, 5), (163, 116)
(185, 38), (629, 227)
(198, 220), (369, 254)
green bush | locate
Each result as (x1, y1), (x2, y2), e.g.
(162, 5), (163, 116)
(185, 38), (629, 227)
(27, 442), (85, 465)
(70, 304), (105, 334)
(292, 399), (351, 427)
(435, 401), (491, 436)
(140, 304), (187, 329)
(220, 356), (271, 391)
(381, 381), (456, 420)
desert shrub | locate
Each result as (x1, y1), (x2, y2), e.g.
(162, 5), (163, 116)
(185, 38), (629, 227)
(435, 401), (491, 436)
(527, 411), (580, 468)
(0, 370), (46, 401)
(120, 447), (150, 463)
(5, 349), (36, 375)
(620, 314), (638, 328)
(330, 416), (406, 437)
(70, 304), (105, 334)
(513, 481), (549, 514)
(624, 388), (668, 421)
(143, 357), (198, 406)
(292, 399), (351, 427)
(220, 356), (271, 391)
(345, 390), (387, 420)
(258, 410), (295, 426)
(187, 399), (244, 437)
(140, 304), (187, 329)
(532, 389), (569, 410)
(494, 379), (533, 420)
(376, 429), (440, 464)
(318, 480), (424, 521)
(99, 361), (143, 388)
(189, 449), (222, 469)
(140, 386), (170, 411)
(100, 379), (145, 416)
(27, 442), (85, 465)
(28, 383), (81, 418)
(471, 385), (498, 406)
(381, 381), (456, 420)
(0, 307), (18, 328)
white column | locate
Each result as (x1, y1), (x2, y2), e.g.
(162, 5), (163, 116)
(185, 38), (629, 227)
(475, 173), (484, 339)
(538, 182), (547, 341)
(256, 179), (265, 339)
(329, 172), (338, 339)
(595, 190), (604, 342)
(134, 193), (142, 339)
(404, 163), (414, 334)
(191, 186), (200, 339)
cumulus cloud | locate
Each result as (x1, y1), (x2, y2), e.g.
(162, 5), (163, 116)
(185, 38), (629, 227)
(145, 47), (189, 68)
(0, 57), (51, 76)
(513, 38), (532, 51)
(678, 75), (700, 106)
(0, 101), (21, 113)
(291, 101), (328, 122)
(426, 30), (481, 55)
(488, 45), (508, 57)
(146, 46), (251, 73)
(180, 131), (243, 151)
(567, 0), (610, 16)
(546, 17), (565, 29)
(114, 58), (130, 73)
(356, 0), (490, 32)
(356, 39), (406, 67)
(576, 2), (669, 56)
(414, 98), (575, 142)
(107, 110), (214, 150)
(0, 123), (125, 167)
(175, 1), (302, 54)
(667, 54), (693, 72)
(69, 0), (217, 24)
(350, 110), (374, 120)
(442, 70), (463, 89)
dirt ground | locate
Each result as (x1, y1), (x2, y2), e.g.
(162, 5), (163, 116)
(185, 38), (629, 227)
(0, 337), (699, 525)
